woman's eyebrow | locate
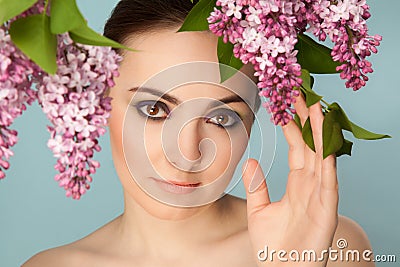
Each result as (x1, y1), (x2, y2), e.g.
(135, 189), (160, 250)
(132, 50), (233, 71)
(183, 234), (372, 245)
(129, 87), (180, 105)
(207, 94), (247, 109)
(129, 86), (247, 106)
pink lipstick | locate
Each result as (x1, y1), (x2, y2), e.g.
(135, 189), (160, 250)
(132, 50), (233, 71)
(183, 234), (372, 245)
(150, 177), (201, 194)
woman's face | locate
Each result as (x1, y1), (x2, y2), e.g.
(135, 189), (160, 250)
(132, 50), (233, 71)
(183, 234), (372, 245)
(108, 28), (259, 219)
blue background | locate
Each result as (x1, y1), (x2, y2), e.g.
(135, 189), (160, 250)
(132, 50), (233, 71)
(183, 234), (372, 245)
(0, 0), (399, 266)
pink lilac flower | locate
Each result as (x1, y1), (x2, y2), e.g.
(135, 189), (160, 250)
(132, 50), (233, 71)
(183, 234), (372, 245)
(1, 0), (121, 200)
(37, 33), (121, 199)
(208, 0), (380, 125)
(305, 0), (381, 91)
(226, 3), (243, 19)
(209, 0), (302, 125)
(0, 1), (44, 179)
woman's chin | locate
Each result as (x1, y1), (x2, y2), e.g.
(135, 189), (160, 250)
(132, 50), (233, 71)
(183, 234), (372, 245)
(139, 195), (211, 221)
(124, 183), (212, 221)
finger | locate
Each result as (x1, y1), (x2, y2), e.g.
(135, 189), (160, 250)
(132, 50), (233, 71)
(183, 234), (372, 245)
(309, 102), (324, 153)
(293, 92), (315, 172)
(308, 102), (324, 177)
(242, 158), (271, 216)
(303, 137), (316, 173)
(281, 120), (305, 170)
(322, 154), (337, 189)
(321, 154), (339, 208)
(293, 92), (308, 127)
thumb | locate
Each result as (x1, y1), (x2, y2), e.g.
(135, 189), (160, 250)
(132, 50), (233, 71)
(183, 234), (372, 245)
(242, 158), (271, 215)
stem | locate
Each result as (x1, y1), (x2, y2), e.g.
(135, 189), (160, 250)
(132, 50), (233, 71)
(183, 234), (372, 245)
(321, 99), (329, 107)
(43, 0), (50, 16)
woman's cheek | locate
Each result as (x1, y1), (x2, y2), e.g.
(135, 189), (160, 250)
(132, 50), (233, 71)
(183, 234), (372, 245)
(108, 105), (138, 193)
(108, 100), (125, 170)
(108, 96), (148, 189)
(144, 124), (166, 173)
(203, 130), (233, 184)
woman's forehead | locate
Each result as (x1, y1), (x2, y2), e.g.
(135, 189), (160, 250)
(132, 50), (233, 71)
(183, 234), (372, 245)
(128, 62), (259, 111)
(119, 29), (257, 82)
(118, 30), (259, 110)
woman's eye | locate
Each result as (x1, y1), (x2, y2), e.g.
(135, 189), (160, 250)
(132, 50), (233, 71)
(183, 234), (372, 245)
(206, 109), (241, 128)
(135, 101), (169, 120)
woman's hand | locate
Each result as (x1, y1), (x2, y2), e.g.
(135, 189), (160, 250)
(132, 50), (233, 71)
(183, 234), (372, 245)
(242, 94), (339, 267)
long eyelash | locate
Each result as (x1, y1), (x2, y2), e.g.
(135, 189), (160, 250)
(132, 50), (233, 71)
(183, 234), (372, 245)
(205, 117), (225, 128)
(134, 101), (170, 120)
(205, 114), (241, 129)
(147, 116), (165, 121)
(207, 110), (243, 129)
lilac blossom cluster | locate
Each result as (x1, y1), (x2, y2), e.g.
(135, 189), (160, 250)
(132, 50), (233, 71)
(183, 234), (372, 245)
(207, 0), (381, 125)
(38, 34), (121, 199)
(1, 0), (121, 199)
(305, 0), (381, 90)
(0, 12), (42, 179)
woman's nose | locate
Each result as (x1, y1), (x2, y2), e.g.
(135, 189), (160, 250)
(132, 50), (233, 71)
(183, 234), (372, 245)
(163, 118), (215, 172)
(169, 119), (202, 172)
(179, 119), (202, 156)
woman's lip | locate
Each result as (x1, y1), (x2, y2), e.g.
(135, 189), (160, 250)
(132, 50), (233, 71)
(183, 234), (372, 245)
(151, 177), (201, 187)
(167, 180), (201, 187)
(150, 177), (201, 194)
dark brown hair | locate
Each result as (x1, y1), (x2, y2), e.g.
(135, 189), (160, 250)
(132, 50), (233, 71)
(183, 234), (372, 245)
(104, 0), (199, 53)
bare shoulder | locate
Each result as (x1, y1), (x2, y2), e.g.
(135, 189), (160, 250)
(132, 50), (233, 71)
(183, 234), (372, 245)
(327, 215), (375, 267)
(22, 217), (121, 267)
(22, 245), (87, 267)
(333, 215), (372, 248)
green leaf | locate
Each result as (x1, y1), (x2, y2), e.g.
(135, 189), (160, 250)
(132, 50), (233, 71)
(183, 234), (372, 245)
(50, 0), (85, 34)
(336, 138), (353, 157)
(302, 117), (316, 152)
(217, 37), (243, 82)
(302, 89), (322, 108)
(178, 0), (216, 32)
(294, 114), (302, 130)
(327, 103), (351, 130)
(10, 15), (57, 74)
(69, 24), (132, 50)
(301, 69), (312, 89)
(349, 122), (391, 140)
(300, 69), (323, 107)
(0, 0), (37, 25)
(328, 102), (391, 140)
(50, 0), (132, 51)
(322, 110), (344, 159)
(296, 34), (341, 74)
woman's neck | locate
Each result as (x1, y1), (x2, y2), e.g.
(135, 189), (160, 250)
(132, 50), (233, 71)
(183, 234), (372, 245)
(115, 191), (236, 259)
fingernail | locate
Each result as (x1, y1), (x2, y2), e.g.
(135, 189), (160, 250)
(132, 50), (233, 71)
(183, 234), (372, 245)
(248, 165), (265, 193)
